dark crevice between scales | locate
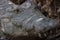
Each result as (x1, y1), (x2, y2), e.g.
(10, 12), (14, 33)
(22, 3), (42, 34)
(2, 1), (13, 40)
(10, 0), (26, 5)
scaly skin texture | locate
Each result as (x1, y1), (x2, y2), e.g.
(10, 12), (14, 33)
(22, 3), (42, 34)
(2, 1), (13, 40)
(0, 0), (58, 38)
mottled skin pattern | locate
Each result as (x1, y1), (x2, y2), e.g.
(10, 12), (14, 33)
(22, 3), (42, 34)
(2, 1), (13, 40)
(0, 0), (58, 38)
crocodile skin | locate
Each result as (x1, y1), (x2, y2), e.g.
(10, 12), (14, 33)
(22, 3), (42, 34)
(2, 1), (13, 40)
(0, 0), (58, 36)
